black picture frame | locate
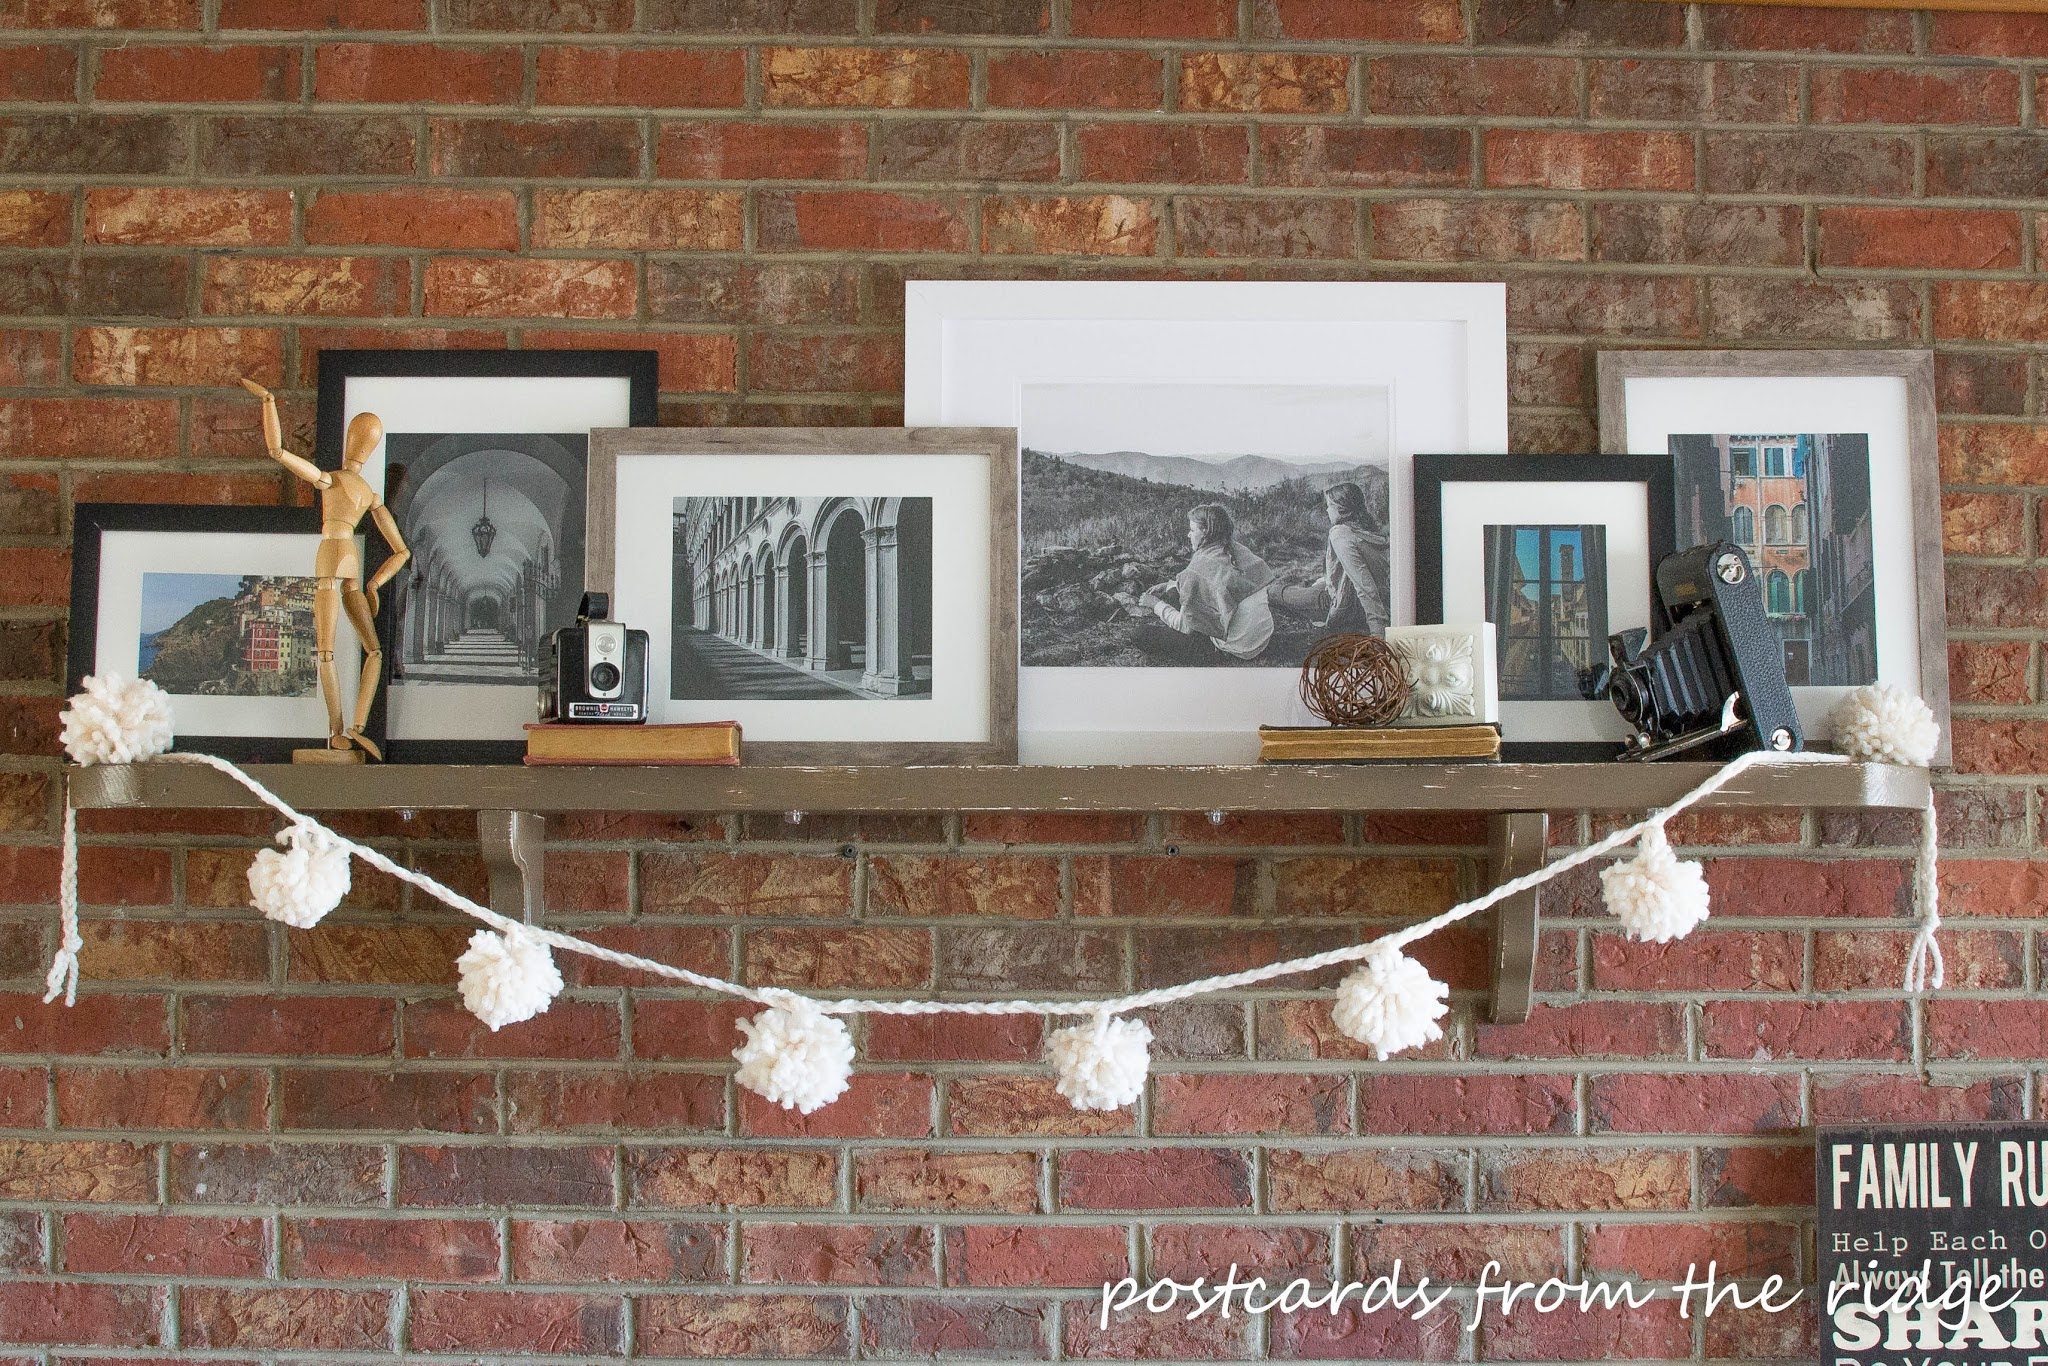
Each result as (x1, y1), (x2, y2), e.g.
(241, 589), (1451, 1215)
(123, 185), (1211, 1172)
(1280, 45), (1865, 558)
(68, 503), (373, 764)
(1414, 455), (1677, 761)
(314, 349), (659, 764)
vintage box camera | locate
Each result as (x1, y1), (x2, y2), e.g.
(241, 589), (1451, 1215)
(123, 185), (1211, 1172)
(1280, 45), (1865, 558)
(1579, 542), (1802, 762)
(538, 593), (649, 723)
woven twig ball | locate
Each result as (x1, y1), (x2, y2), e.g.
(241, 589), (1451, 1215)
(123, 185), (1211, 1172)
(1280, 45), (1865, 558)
(1300, 633), (1410, 727)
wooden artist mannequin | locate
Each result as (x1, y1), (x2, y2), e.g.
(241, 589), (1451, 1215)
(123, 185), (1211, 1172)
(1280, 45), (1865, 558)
(240, 379), (410, 763)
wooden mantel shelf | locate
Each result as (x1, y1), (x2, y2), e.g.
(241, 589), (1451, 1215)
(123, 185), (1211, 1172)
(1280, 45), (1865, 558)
(67, 759), (1930, 816)
(69, 759), (1929, 1027)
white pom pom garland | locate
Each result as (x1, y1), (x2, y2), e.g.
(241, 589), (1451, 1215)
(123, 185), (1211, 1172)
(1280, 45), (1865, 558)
(1332, 946), (1449, 1061)
(247, 823), (351, 929)
(733, 995), (855, 1115)
(1600, 822), (1710, 943)
(1047, 1012), (1152, 1112)
(1831, 683), (1940, 767)
(457, 927), (563, 1031)
(60, 673), (174, 767)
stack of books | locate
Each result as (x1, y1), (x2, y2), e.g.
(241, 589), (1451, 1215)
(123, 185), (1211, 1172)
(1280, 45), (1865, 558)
(524, 721), (741, 766)
(1257, 723), (1501, 764)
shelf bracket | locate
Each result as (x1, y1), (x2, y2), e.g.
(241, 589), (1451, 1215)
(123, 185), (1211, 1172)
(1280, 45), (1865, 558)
(1488, 811), (1546, 1024)
(479, 810), (545, 927)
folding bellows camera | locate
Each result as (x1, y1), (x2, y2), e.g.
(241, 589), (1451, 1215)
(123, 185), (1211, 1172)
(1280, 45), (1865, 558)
(1579, 542), (1802, 762)
(539, 593), (649, 723)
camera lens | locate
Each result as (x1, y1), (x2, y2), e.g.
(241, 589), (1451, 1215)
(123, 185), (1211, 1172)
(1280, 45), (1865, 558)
(590, 662), (621, 691)
(1608, 671), (1649, 727)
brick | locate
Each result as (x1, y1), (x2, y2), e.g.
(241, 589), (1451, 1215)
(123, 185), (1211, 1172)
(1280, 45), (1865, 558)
(1954, 719), (2048, 774)
(1593, 929), (1801, 992)
(627, 1147), (838, 1210)
(1594, 202), (1801, 268)
(1372, 57), (1572, 121)
(0, 1213), (39, 1273)
(1590, 1073), (1802, 1135)
(1477, 0), (1682, 46)
(1943, 422), (2048, 483)
(557, 925), (732, 989)
(743, 1222), (936, 1286)
(442, 0), (631, 27)
(401, 1145), (616, 1208)
(658, 119), (867, 179)
(1271, 856), (1459, 918)
(0, 1283), (161, 1348)
(0, 398), (179, 460)
(1179, 52), (1348, 114)
(0, 1139), (154, 1202)
(59, 1065), (268, 1131)
(763, 47), (968, 108)
(948, 1074), (1134, 1138)
(862, 1297), (1048, 1357)
(314, 42), (518, 104)
(1075, 123), (1245, 186)
(867, 853), (1056, 918)
(281, 1067), (497, 1133)
(0, 473), (56, 535)
(748, 331), (901, 392)
(284, 1216), (498, 1281)
(1476, 1002), (1683, 1061)
(1945, 491), (2026, 558)
(854, 1149), (1036, 1212)
(1152, 1072), (1347, 1136)
(758, 190), (967, 252)
(96, 42), (296, 101)
(1936, 12), (2048, 55)
(1833, 928), (2023, 991)
(305, 187), (516, 250)
(1073, 0), (1230, 37)
(204, 256), (410, 317)
(0, 112), (187, 173)
(412, 1289), (623, 1353)
(0, 1067), (41, 1129)
(0, 698), (63, 758)
(1480, 1148), (1690, 1211)
(1375, 198), (1584, 263)
(964, 813), (1143, 845)
(172, 1146), (385, 1204)
(1486, 1296), (1691, 1361)
(865, 1012), (1041, 1062)
(1487, 130), (1692, 191)
(1353, 1221), (1560, 1283)
(0, 191), (65, 251)
(1703, 1144), (1808, 1208)
(1940, 351), (2029, 417)
(203, 113), (413, 177)
(1821, 206), (2021, 271)
(1705, 131), (1914, 197)
(0, 990), (164, 1055)
(1929, 1000), (2048, 1060)
(1175, 196), (1353, 259)
(946, 1224), (1126, 1286)
(630, 999), (752, 1062)
(877, 0), (1045, 32)
(1814, 1075), (2020, 1123)
(1263, 0), (1460, 40)
(1057, 1148), (1251, 1210)
(1150, 1223), (1329, 1284)
(0, 46), (77, 100)
(533, 324), (736, 392)
(1701, 3), (1912, 52)
(1931, 134), (2048, 199)
(183, 995), (397, 1056)
(1941, 857), (2048, 919)
(183, 1287), (389, 1352)
(1066, 1295), (1258, 1359)
(511, 1218), (724, 1282)
(1951, 641), (2032, 707)
(944, 924), (1121, 993)
(533, 188), (743, 250)
(6, 0), (197, 25)
(1813, 65), (2019, 126)
(741, 1071), (932, 1138)
(1948, 564), (2048, 629)
(0, 769), (51, 827)
(1703, 1000), (1909, 1062)
(637, 1293), (849, 1358)
(424, 257), (637, 319)
(403, 999), (622, 1059)
(1589, 57), (1799, 123)
(431, 116), (640, 178)
(220, 0), (423, 25)
(504, 1069), (724, 1135)
(1072, 854), (1249, 917)
(1166, 810), (1345, 845)
(537, 46), (745, 107)
(73, 326), (281, 388)
(0, 255), (190, 318)
(1257, 996), (1432, 1063)
(878, 120), (1060, 180)
(987, 49), (1161, 110)
(746, 927), (932, 990)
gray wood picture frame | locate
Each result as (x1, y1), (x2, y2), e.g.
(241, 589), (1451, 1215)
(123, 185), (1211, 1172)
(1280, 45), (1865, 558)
(1596, 349), (1950, 767)
(587, 426), (1019, 766)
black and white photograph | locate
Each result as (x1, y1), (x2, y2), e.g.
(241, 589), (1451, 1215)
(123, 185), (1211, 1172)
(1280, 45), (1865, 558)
(1670, 432), (1876, 687)
(669, 496), (933, 702)
(382, 432), (587, 691)
(1020, 382), (1393, 670)
(1483, 525), (1608, 702)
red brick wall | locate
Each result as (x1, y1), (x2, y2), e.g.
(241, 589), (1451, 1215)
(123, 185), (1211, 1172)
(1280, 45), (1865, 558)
(0, 0), (2040, 1357)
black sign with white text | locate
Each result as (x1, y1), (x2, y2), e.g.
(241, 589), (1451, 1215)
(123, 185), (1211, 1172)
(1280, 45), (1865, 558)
(1819, 1125), (2048, 1366)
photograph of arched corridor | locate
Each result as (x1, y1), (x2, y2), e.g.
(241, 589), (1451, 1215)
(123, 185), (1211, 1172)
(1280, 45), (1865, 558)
(382, 433), (588, 690)
(671, 497), (933, 702)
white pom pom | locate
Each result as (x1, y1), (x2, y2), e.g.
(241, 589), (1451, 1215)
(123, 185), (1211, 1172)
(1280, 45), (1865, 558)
(1047, 1013), (1152, 1112)
(59, 673), (174, 766)
(1831, 683), (1940, 766)
(733, 996), (855, 1115)
(1332, 946), (1449, 1061)
(456, 927), (562, 1031)
(1600, 823), (1710, 943)
(246, 823), (350, 929)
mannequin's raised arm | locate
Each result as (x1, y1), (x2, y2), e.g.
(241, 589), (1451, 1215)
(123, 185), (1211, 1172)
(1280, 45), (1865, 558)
(239, 379), (330, 489)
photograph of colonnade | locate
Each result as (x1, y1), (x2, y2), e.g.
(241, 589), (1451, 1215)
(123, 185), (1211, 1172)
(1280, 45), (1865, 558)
(670, 496), (934, 701)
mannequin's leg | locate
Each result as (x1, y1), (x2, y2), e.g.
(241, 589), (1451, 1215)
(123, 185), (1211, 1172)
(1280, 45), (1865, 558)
(341, 582), (383, 760)
(314, 580), (345, 745)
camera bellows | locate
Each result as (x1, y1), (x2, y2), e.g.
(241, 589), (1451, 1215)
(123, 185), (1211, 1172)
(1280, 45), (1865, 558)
(247, 823), (350, 929)
(1048, 1013), (1152, 1112)
(733, 996), (855, 1115)
(1333, 947), (1449, 1061)
(1600, 824), (1710, 943)
(458, 927), (563, 1031)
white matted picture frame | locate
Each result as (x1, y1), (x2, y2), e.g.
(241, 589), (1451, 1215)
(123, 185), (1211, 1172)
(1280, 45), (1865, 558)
(904, 279), (1510, 765)
(1597, 349), (1950, 766)
(586, 426), (1019, 765)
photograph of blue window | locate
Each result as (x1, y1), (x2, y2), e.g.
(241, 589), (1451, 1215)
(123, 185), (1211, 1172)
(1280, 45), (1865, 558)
(1482, 524), (1609, 702)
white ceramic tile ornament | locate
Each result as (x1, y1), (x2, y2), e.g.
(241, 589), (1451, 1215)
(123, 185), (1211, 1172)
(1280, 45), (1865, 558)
(1386, 623), (1499, 726)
